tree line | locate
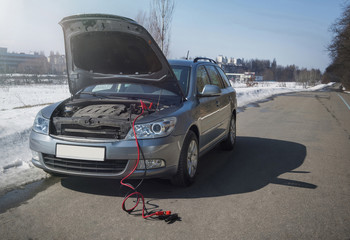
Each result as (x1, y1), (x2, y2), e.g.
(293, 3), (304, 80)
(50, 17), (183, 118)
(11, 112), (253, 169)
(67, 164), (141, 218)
(223, 58), (322, 84)
(323, 3), (350, 90)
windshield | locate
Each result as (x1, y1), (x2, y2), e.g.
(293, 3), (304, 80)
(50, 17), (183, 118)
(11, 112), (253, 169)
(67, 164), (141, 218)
(171, 65), (190, 95)
(79, 83), (181, 104)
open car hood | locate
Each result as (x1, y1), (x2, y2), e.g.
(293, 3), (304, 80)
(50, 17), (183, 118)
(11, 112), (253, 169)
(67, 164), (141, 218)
(59, 14), (183, 96)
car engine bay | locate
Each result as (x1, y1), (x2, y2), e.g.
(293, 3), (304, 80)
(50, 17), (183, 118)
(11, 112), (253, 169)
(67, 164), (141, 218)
(51, 100), (160, 139)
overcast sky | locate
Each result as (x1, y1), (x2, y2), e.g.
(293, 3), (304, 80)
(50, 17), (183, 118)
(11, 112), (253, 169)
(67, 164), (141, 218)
(0, 0), (346, 71)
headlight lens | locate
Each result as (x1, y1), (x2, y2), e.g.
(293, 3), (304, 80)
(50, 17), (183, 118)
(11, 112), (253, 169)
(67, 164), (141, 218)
(125, 117), (176, 139)
(33, 111), (49, 135)
(136, 159), (166, 169)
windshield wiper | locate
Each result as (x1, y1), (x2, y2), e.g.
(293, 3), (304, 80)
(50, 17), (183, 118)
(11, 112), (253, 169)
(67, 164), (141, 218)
(79, 92), (111, 99)
(78, 92), (134, 100)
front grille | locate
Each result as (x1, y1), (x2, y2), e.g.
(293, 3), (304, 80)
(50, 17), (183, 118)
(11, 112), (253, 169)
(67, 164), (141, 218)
(60, 124), (124, 139)
(42, 154), (128, 174)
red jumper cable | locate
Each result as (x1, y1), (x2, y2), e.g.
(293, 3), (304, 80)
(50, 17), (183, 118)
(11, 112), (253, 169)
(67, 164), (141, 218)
(120, 100), (172, 219)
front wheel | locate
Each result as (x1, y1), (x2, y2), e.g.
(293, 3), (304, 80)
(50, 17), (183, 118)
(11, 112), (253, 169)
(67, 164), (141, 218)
(171, 131), (199, 187)
(221, 114), (236, 150)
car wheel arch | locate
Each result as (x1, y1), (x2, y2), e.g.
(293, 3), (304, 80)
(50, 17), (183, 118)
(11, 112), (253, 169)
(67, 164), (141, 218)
(177, 124), (200, 156)
(189, 125), (199, 142)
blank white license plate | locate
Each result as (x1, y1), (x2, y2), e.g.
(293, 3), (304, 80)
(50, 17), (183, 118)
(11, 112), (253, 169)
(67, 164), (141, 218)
(56, 144), (105, 161)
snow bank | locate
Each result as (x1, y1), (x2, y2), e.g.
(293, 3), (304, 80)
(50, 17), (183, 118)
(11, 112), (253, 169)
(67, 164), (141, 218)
(0, 82), (334, 193)
(0, 84), (70, 194)
(235, 82), (334, 107)
(236, 87), (296, 107)
(0, 84), (70, 110)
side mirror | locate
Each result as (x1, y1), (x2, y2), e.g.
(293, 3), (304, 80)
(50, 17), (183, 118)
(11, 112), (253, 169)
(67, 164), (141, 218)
(198, 85), (221, 97)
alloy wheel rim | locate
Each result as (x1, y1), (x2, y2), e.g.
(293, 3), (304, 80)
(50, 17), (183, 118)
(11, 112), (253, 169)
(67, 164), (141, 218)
(187, 140), (198, 178)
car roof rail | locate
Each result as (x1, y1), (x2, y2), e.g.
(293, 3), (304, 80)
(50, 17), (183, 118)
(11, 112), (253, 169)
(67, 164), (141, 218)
(193, 57), (217, 64)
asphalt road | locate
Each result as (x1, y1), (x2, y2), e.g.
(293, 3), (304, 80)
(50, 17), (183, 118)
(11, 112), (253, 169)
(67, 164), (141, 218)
(1, 86), (349, 239)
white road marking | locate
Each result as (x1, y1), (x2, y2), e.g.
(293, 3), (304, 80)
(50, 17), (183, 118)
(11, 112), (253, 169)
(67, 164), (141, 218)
(337, 93), (350, 111)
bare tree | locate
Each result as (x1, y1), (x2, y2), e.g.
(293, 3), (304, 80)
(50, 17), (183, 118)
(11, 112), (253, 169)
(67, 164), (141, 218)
(135, 10), (149, 29)
(326, 3), (350, 89)
(151, 0), (175, 56)
(136, 0), (175, 57)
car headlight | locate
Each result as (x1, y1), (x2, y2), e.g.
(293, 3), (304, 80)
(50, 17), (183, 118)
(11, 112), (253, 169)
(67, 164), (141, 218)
(33, 111), (49, 135)
(125, 117), (176, 140)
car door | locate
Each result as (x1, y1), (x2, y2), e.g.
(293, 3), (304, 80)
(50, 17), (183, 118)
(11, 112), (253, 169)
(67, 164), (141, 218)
(204, 65), (232, 140)
(196, 65), (223, 150)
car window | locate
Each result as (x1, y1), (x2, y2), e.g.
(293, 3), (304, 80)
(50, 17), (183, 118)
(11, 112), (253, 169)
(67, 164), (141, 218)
(216, 67), (231, 88)
(205, 65), (224, 89)
(91, 84), (114, 92)
(85, 83), (176, 96)
(196, 65), (211, 93)
(171, 65), (190, 95)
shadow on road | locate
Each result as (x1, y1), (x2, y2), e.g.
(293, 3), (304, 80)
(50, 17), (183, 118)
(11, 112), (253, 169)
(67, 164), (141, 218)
(61, 136), (316, 198)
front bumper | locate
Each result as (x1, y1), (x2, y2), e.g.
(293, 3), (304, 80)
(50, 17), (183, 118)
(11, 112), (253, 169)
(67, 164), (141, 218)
(30, 130), (183, 179)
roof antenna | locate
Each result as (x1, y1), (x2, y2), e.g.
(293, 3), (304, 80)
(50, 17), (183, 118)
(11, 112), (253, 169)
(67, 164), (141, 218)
(186, 50), (189, 60)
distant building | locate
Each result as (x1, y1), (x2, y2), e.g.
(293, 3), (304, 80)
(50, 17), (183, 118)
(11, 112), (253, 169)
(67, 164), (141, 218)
(216, 55), (228, 64)
(230, 57), (237, 65)
(255, 76), (263, 81)
(48, 51), (66, 74)
(216, 55), (223, 63)
(0, 47), (48, 74)
(226, 73), (245, 81)
(226, 72), (256, 82)
(217, 55), (243, 67)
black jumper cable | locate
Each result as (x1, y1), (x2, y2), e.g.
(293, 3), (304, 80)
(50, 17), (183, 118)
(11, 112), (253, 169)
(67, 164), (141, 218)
(120, 100), (179, 222)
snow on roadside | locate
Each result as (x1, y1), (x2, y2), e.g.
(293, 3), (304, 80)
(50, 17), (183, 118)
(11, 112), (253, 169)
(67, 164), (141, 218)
(235, 82), (335, 107)
(236, 87), (296, 107)
(0, 106), (51, 193)
(0, 84), (70, 194)
(0, 82), (334, 194)
(0, 84), (70, 110)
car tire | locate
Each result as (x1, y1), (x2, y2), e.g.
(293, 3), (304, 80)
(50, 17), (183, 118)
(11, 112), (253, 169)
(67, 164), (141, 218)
(171, 131), (199, 187)
(221, 114), (236, 150)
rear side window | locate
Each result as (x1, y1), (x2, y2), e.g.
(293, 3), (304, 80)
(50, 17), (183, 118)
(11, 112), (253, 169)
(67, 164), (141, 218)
(205, 65), (224, 89)
(216, 67), (231, 88)
(196, 66), (211, 93)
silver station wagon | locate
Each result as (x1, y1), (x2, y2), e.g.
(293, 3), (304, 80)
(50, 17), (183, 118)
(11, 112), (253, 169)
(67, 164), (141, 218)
(29, 14), (237, 186)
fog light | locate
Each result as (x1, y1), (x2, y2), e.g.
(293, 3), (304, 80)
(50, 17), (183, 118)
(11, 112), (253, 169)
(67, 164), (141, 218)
(32, 150), (40, 161)
(137, 160), (146, 169)
(136, 159), (165, 169)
